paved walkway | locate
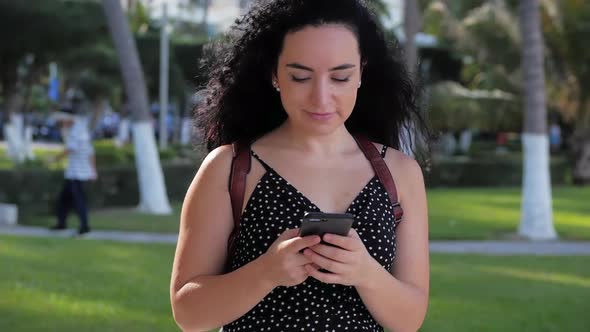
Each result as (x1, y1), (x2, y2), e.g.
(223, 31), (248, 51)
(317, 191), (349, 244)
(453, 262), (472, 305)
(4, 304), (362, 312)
(2, 225), (590, 255)
(429, 240), (590, 256)
(0, 225), (177, 244)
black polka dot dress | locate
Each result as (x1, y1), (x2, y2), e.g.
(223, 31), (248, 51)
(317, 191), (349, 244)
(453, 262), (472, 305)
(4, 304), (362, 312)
(222, 146), (400, 332)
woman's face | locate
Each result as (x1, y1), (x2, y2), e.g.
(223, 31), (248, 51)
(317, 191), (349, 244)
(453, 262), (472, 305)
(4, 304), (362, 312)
(274, 24), (362, 135)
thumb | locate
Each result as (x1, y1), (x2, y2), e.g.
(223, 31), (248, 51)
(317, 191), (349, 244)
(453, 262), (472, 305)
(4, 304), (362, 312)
(289, 234), (321, 253)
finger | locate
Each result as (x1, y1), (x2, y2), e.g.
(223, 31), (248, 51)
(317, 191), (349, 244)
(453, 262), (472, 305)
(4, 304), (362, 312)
(309, 244), (348, 263)
(303, 248), (344, 274)
(309, 263), (321, 270)
(288, 234), (321, 253)
(303, 263), (320, 272)
(322, 233), (359, 251)
(279, 228), (301, 240)
(291, 252), (314, 267)
(305, 264), (341, 284)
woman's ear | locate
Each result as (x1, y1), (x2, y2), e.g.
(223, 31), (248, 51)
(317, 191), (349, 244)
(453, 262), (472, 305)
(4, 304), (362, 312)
(271, 71), (280, 92)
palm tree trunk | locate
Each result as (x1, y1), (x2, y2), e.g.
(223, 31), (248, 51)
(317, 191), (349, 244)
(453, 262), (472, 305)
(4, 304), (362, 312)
(102, 0), (171, 214)
(403, 0), (420, 76)
(3, 82), (36, 163)
(493, 0), (507, 8)
(572, 128), (590, 184)
(518, 0), (556, 240)
(401, 0), (421, 156)
(202, 0), (212, 30)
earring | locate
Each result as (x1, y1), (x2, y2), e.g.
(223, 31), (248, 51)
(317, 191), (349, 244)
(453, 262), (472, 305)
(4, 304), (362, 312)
(358, 81), (362, 88)
(273, 81), (280, 92)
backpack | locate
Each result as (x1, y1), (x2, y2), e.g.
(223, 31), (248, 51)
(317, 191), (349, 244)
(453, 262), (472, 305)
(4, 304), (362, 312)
(226, 134), (404, 266)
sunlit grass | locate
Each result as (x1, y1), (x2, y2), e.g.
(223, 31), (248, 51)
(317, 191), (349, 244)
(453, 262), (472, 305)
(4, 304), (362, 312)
(479, 266), (590, 288)
(23, 203), (183, 234)
(421, 254), (590, 332)
(0, 235), (176, 332)
(1, 235), (589, 332)
(428, 186), (590, 240)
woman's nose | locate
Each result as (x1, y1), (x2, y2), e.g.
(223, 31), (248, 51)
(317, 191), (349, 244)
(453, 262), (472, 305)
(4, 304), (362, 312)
(309, 79), (330, 109)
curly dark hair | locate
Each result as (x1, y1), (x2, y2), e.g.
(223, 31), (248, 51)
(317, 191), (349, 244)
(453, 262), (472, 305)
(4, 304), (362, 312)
(196, 0), (429, 155)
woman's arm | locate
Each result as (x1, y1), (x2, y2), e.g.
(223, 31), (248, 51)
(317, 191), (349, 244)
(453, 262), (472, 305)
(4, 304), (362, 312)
(170, 146), (274, 331)
(170, 146), (320, 331)
(356, 154), (430, 332)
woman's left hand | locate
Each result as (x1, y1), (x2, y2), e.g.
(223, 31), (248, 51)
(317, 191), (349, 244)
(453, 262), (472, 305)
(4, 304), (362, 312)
(303, 228), (380, 288)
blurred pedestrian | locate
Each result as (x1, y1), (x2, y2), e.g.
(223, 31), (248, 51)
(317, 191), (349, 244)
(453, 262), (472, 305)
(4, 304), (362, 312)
(49, 97), (97, 235)
(549, 123), (562, 153)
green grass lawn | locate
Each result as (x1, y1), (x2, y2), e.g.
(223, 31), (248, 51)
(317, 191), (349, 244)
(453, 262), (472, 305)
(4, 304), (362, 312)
(25, 203), (183, 234)
(428, 186), (590, 240)
(22, 185), (590, 240)
(0, 235), (176, 332)
(1, 235), (588, 332)
(422, 254), (590, 332)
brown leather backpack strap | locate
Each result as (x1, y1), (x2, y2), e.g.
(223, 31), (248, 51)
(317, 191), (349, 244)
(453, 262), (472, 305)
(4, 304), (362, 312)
(353, 134), (404, 223)
(227, 141), (251, 264)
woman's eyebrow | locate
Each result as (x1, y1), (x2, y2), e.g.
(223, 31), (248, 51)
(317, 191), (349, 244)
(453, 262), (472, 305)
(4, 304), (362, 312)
(286, 63), (356, 72)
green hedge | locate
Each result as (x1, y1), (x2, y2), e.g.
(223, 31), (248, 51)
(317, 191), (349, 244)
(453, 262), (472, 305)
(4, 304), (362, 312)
(93, 140), (182, 166)
(0, 157), (571, 222)
(0, 162), (198, 222)
(426, 158), (571, 187)
(0, 140), (188, 170)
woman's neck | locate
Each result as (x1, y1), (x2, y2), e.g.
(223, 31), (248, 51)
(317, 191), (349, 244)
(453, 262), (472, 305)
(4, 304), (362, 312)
(272, 121), (356, 156)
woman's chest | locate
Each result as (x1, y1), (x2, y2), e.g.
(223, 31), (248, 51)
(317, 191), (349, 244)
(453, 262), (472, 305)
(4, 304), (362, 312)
(234, 176), (398, 269)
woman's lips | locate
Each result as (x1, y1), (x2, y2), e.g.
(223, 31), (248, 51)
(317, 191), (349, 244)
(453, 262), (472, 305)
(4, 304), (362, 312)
(307, 112), (335, 121)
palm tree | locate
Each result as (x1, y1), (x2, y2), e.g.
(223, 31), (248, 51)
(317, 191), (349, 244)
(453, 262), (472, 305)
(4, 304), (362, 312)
(400, 0), (422, 156)
(203, 0), (212, 29)
(188, 0), (212, 30)
(404, 0), (421, 76)
(102, 0), (172, 214)
(518, 0), (556, 240)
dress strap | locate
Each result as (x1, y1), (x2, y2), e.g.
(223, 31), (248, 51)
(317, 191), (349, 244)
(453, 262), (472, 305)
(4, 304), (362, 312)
(380, 144), (388, 158)
(227, 140), (252, 271)
(250, 150), (273, 172)
(352, 135), (404, 223)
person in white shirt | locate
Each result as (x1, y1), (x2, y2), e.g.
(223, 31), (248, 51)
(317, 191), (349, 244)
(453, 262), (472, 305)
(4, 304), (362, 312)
(49, 108), (96, 235)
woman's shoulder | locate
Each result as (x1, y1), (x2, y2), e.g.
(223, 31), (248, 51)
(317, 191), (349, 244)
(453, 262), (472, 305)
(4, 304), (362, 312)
(195, 144), (235, 181)
(377, 144), (424, 197)
(203, 144), (234, 163)
(378, 144), (419, 169)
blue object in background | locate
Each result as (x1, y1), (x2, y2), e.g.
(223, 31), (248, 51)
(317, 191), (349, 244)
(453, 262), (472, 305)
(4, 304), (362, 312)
(48, 63), (59, 102)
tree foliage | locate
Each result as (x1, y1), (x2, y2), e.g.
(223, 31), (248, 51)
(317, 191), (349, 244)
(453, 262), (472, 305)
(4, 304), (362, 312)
(542, 0), (590, 128)
(0, 0), (107, 92)
(422, 1), (522, 131)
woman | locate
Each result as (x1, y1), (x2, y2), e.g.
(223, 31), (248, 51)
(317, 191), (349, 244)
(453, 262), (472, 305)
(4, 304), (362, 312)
(171, 1), (430, 331)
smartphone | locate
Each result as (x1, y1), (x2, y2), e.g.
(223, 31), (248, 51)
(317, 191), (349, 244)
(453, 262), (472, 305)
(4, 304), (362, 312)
(299, 211), (354, 238)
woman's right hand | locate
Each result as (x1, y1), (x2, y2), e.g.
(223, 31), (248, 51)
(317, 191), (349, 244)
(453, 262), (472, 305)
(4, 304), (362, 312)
(259, 228), (321, 288)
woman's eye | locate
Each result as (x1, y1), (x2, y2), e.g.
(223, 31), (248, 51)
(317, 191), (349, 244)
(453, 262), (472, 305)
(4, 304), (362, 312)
(332, 77), (351, 83)
(291, 76), (311, 82)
